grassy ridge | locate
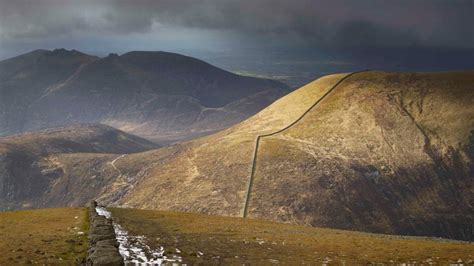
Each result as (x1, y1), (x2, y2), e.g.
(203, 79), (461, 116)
(110, 208), (474, 264)
(114, 71), (473, 241)
(0, 208), (88, 264)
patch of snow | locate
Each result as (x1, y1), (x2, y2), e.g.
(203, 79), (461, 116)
(322, 256), (332, 266)
(95, 206), (183, 265)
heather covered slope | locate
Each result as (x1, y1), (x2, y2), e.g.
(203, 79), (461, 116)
(0, 49), (289, 144)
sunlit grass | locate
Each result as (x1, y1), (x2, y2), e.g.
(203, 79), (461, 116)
(0, 208), (89, 264)
(110, 208), (474, 264)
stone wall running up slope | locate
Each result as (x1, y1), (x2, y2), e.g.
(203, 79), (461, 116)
(116, 71), (474, 241)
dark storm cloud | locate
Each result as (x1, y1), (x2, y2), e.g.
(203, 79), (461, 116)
(0, 0), (472, 49)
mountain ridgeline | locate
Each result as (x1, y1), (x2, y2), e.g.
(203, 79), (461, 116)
(0, 71), (472, 242)
(0, 49), (289, 144)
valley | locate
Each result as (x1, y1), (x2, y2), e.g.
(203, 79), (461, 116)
(1, 70), (472, 243)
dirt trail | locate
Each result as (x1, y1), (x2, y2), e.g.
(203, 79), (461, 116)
(109, 154), (127, 177)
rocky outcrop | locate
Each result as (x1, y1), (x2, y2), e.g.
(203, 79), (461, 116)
(86, 201), (123, 266)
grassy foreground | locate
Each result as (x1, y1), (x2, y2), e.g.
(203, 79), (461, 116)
(0, 208), (88, 264)
(111, 208), (474, 264)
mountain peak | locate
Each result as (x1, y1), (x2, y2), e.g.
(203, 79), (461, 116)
(28, 49), (50, 54)
(47, 48), (96, 59)
(0, 49), (49, 64)
(119, 50), (204, 66)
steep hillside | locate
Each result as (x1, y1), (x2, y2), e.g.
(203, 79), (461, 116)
(244, 71), (474, 239)
(0, 49), (97, 133)
(0, 124), (158, 210)
(111, 71), (473, 240)
(0, 49), (289, 144)
(2, 71), (472, 241)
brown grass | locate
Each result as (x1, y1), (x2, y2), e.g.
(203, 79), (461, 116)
(0, 208), (88, 264)
(110, 208), (474, 265)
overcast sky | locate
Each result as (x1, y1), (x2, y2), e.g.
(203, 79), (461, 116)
(0, 0), (473, 66)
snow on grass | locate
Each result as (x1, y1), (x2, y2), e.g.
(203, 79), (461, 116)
(96, 206), (182, 265)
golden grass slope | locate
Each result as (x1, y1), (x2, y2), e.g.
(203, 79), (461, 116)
(111, 71), (473, 240)
(110, 208), (474, 265)
(0, 208), (88, 264)
(247, 71), (474, 238)
(115, 73), (349, 214)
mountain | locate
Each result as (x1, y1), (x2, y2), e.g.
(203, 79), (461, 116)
(0, 49), (97, 134)
(1, 71), (472, 241)
(111, 71), (474, 241)
(0, 49), (289, 144)
(0, 124), (158, 210)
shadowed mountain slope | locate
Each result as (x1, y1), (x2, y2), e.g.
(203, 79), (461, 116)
(0, 49), (289, 144)
(0, 49), (97, 133)
(0, 124), (158, 210)
(1, 71), (472, 241)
